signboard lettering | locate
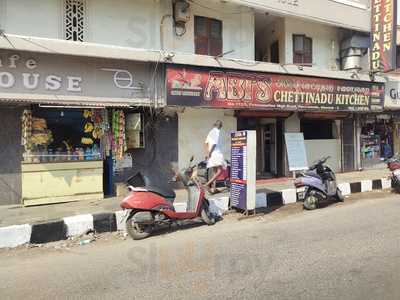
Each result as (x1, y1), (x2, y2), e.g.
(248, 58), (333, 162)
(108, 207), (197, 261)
(0, 54), (83, 92)
(166, 66), (385, 112)
(101, 68), (143, 90)
(277, 0), (299, 7)
(230, 131), (256, 211)
(0, 52), (151, 102)
(370, 0), (397, 72)
(384, 79), (400, 108)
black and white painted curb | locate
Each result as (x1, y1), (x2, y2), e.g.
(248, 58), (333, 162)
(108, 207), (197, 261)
(0, 177), (392, 248)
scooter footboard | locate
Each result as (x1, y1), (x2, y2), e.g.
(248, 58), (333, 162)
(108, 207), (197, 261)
(326, 180), (338, 196)
(187, 185), (200, 212)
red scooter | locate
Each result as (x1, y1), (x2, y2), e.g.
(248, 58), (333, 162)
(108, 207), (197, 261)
(194, 159), (230, 191)
(387, 155), (400, 193)
(120, 157), (216, 240)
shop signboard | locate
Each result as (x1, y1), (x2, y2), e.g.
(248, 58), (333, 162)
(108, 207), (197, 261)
(0, 51), (163, 104)
(385, 79), (400, 109)
(230, 130), (256, 211)
(370, 0), (397, 73)
(166, 66), (385, 112)
(284, 133), (308, 171)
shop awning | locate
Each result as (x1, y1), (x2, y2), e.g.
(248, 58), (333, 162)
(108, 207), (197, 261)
(0, 93), (152, 108)
(235, 111), (292, 118)
(299, 112), (352, 119)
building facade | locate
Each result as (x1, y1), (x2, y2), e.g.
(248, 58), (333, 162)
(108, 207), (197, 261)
(0, 0), (386, 205)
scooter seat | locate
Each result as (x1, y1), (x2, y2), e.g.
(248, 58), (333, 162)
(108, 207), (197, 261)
(145, 185), (176, 200)
(305, 171), (321, 179)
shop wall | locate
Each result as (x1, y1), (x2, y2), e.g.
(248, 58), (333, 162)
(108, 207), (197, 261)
(0, 107), (23, 205)
(114, 113), (178, 187)
(87, 0), (162, 50)
(284, 114), (342, 172)
(1, 0), (61, 39)
(284, 114), (300, 133)
(2, 0), (254, 61)
(162, 0), (255, 60)
(284, 17), (341, 70)
(177, 108), (236, 170)
(304, 140), (341, 172)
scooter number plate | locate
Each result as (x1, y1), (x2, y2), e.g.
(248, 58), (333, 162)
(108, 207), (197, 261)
(297, 187), (306, 200)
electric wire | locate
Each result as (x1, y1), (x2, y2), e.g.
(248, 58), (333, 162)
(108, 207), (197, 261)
(0, 31), (16, 49)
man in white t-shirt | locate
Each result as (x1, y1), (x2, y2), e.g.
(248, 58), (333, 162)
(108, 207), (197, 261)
(204, 120), (226, 192)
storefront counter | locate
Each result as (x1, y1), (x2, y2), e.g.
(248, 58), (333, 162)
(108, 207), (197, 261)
(21, 161), (103, 206)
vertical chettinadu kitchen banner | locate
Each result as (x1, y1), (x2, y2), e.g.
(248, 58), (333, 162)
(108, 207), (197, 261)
(371, 0), (397, 73)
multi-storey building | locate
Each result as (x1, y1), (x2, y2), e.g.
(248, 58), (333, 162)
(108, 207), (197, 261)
(0, 0), (386, 205)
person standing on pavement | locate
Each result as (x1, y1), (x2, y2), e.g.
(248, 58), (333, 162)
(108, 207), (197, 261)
(204, 120), (226, 193)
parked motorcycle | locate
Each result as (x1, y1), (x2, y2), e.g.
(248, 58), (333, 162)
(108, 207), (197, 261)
(120, 156), (215, 240)
(386, 155), (400, 193)
(294, 156), (344, 210)
(194, 160), (230, 191)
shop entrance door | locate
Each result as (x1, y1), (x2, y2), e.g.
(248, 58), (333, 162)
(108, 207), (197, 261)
(263, 124), (275, 174)
(238, 117), (284, 178)
(257, 123), (276, 177)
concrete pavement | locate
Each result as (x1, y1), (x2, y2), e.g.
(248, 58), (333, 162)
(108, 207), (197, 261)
(0, 168), (392, 249)
(0, 168), (391, 227)
(1, 190), (400, 299)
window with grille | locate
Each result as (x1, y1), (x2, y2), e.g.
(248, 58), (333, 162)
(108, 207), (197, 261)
(194, 16), (222, 56)
(293, 34), (312, 66)
(64, 0), (85, 42)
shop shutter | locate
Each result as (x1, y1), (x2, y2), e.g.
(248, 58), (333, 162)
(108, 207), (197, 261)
(342, 119), (355, 172)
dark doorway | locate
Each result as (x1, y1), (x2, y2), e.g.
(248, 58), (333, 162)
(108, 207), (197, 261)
(276, 119), (284, 176)
(270, 41), (279, 64)
(262, 123), (275, 175)
(237, 117), (285, 178)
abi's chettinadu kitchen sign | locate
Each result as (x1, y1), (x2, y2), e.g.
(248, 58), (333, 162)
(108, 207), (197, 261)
(370, 0), (397, 73)
(166, 66), (385, 112)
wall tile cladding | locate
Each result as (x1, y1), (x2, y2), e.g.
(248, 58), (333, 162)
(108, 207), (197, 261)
(0, 107), (23, 205)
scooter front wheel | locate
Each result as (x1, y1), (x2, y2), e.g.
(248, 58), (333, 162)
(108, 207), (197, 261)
(335, 188), (344, 202)
(126, 214), (153, 240)
(303, 191), (319, 210)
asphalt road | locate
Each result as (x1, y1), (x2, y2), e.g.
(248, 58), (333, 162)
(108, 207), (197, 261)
(1, 191), (400, 300)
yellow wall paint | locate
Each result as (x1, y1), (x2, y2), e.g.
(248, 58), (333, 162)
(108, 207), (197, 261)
(22, 162), (103, 205)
